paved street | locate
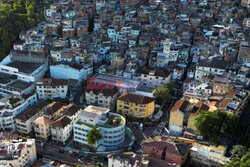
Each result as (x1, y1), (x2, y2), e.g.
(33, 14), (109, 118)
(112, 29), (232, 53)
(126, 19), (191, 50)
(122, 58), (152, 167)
(36, 143), (96, 166)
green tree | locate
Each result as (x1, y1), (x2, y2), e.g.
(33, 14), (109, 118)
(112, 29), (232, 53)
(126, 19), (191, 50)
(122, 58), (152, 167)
(194, 110), (238, 144)
(75, 164), (82, 167)
(153, 82), (175, 102)
(96, 162), (102, 167)
(86, 127), (102, 148)
(226, 148), (250, 167)
(230, 145), (247, 159)
(0, 0), (39, 60)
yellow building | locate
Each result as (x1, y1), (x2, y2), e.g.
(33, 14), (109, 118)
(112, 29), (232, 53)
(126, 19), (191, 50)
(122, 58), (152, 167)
(117, 93), (155, 118)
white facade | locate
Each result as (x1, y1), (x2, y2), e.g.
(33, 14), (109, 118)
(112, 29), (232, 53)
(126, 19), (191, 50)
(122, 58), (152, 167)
(50, 64), (93, 83)
(157, 39), (179, 67)
(137, 71), (171, 89)
(51, 116), (72, 144)
(73, 106), (126, 151)
(0, 94), (37, 131)
(172, 69), (184, 80)
(108, 153), (149, 167)
(195, 65), (227, 81)
(190, 143), (229, 166)
(0, 139), (37, 167)
(96, 0), (106, 13)
(0, 63), (47, 83)
(15, 112), (39, 135)
(85, 90), (118, 109)
(36, 79), (68, 99)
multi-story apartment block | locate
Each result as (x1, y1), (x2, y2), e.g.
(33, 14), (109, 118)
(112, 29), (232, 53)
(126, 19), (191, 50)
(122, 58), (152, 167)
(0, 93), (37, 131)
(33, 116), (50, 141)
(51, 116), (72, 144)
(15, 100), (49, 135)
(157, 39), (179, 67)
(117, 93), (155, 118)
(194, 60), (231, 81)
(36, 78), (68, 99)
(50, 63), (93, 83)
(73, 105), (126, 151)
(85, 88), (119, 109)
(0, 61), (47, 83)
(61, 104), (82, 124)
(0, 139), (37, 167)
(137, 66), (171, 89)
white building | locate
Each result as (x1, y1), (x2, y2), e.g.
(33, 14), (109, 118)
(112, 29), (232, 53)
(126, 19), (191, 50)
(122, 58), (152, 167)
(36, 78), (68, 99)
(108, 153), (149, 167)
(50, 63), (93, 83)
(51, 116), (72, 144)
(0, 72), (34, 96)
(0, 94), (37, 131)
(157, 39), (179, 67)
(0, 61), (47, 83)
(73, 105), (126, 151)
(190, 143), (229, 166)
(184, 80), (212, 95)
(137, 66), (171, 89)
(0, 139), (37, 167)
(15, 100), (49, 135)
(194, 60), (231, 81)
(85, 88), (119, 109)
(96, 0), (106, 13)
(45, 5), (57, 19)
(61, 104), (82, 125)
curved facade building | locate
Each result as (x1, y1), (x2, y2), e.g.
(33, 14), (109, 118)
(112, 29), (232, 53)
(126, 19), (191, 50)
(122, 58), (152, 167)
(73, 105), (125, 151)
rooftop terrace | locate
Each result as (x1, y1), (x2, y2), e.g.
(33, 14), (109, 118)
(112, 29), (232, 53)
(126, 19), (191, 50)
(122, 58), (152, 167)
(76, 113), (125, 129)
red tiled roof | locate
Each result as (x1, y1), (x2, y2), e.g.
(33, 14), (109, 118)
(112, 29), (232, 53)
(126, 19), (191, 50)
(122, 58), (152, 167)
(50, 116), (71, 128)
(31, 160), (46, 167)
(219, 99), (231, 108)
(170, 100), (189, 112)
(138, 66), (170, 78)
(225, 88), (240, 98)
(118, 93), (155, 105)
(33, 116), (50, 126)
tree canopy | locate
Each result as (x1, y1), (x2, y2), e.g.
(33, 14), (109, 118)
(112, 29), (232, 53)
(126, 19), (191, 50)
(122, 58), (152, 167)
(226, 145), (250, 167)
(153, 82), (175, 102)
(194, 109), (238, 144)
(230, 145), (248, 159)
(86, 126), (102, 148)
(0, 0), (39, 60)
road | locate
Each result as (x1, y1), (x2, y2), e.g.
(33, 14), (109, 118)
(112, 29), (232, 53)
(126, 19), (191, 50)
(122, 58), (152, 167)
(36, 143), (96, 166)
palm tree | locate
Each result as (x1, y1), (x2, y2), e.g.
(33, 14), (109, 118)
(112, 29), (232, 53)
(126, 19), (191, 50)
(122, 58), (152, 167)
(86, 127), (102, 149)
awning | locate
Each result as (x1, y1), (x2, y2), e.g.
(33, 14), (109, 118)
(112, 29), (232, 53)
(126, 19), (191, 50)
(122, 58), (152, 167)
(184, 131), (197, 137)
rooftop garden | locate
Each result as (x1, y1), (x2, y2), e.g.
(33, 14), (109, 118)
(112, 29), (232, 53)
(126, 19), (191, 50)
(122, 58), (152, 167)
(103, 114), (125, 128)
(76, 113), (125, 129)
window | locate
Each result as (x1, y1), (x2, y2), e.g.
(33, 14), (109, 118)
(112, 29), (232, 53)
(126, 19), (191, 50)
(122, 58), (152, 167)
(124, 106), (129, 109)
